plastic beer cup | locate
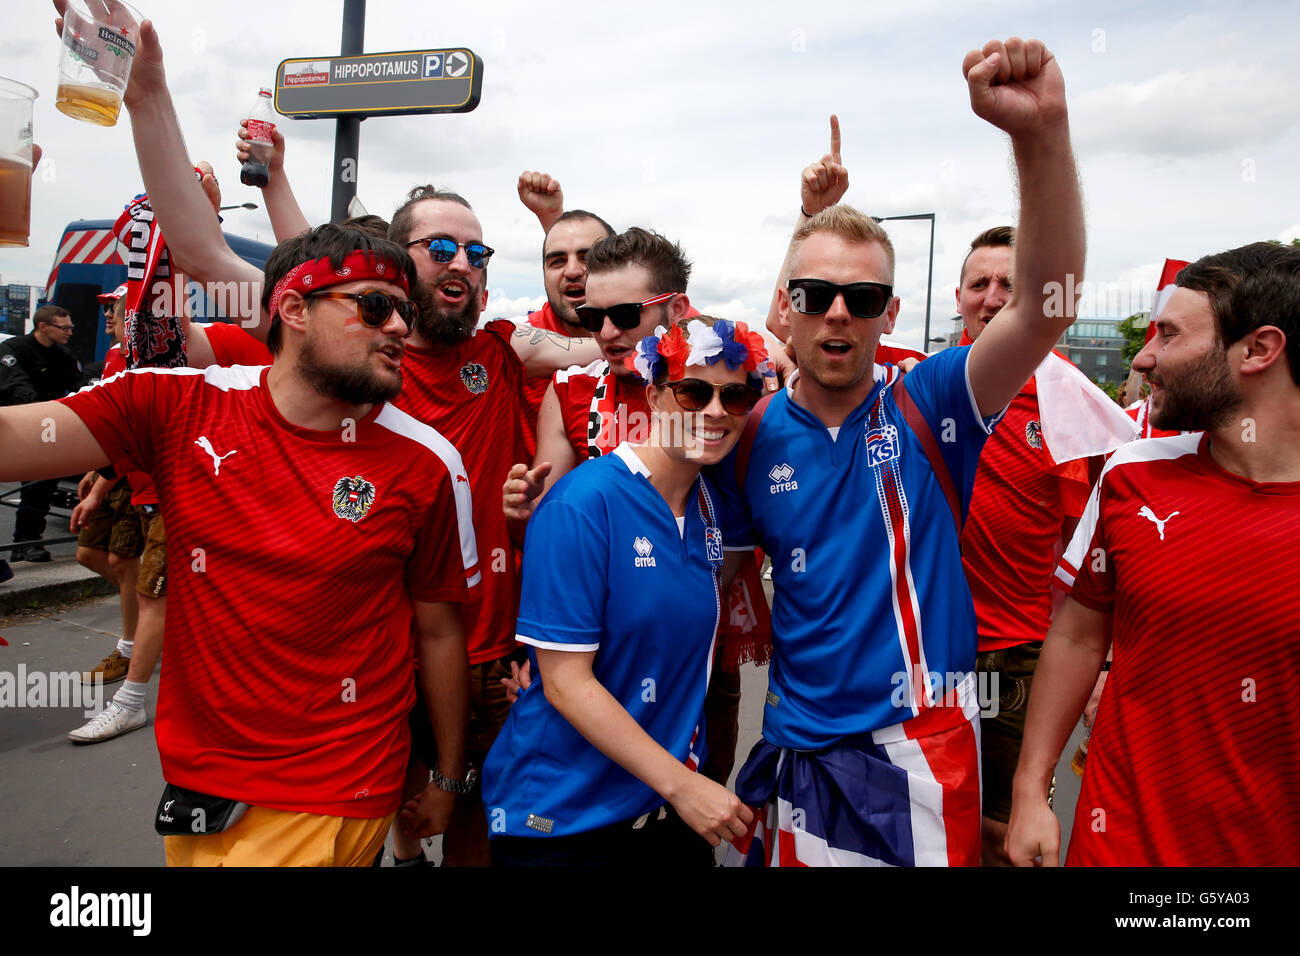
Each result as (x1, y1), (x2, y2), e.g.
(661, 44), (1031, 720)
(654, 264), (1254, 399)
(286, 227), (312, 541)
(55, 0), (143, 127)
(0, 77), (37, 248)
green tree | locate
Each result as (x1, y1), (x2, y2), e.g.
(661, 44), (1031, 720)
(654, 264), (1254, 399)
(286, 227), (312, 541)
(1117, 311), (1149, 366)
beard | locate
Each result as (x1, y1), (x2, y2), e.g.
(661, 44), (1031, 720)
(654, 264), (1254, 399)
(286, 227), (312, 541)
(411, 278), (482, 345)
(1149, 340), (1244, 431)
(298, 333), (402, 405)
(545, 289), (584, 331)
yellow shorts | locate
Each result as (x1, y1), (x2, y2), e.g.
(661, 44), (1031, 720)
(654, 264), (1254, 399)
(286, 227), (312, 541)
(164, 806), (394, 867)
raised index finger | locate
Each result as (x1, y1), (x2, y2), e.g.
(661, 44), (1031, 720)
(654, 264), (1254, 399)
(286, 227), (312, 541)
(829, 114), (841, 165)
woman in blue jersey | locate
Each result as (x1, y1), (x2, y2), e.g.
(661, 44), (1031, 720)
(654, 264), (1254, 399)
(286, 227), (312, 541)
(482, 317), (770, 867)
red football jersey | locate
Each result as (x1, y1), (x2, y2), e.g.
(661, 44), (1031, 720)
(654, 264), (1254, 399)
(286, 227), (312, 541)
(201, 321), (273, 367)
(60, 365), (478, 817)
(1057, 433), (1300, 865)
(97, 347), (157, 506)
(552, 360), (651, 460)
(101, 345), (127, 380)
(394, 320), (527, 665)
(962, 380), (1091, 651)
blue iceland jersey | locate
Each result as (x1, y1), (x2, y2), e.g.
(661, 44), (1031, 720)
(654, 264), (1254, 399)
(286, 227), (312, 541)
(713, 347), (1001, 750)
(482, 443), (723, 838)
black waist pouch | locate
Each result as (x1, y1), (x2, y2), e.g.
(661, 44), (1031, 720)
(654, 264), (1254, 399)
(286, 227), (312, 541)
(155, 783), (250, 835)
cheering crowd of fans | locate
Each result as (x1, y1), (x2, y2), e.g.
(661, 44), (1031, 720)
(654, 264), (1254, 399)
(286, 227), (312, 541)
(2, 10), (1297, 868)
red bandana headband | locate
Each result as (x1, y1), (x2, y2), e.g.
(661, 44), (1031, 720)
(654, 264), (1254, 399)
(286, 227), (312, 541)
(268, 251), (410, 320)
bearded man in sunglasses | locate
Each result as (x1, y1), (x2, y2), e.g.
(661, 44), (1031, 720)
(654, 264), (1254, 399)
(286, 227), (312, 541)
(712, 37), (1086, 867)
(0, 223), (478, 865)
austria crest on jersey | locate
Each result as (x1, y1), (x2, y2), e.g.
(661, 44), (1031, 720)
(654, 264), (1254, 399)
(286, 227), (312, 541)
(1025, 419), (1043, 450)
(332, 476), (377, 522)
(460, 362), (489, 394)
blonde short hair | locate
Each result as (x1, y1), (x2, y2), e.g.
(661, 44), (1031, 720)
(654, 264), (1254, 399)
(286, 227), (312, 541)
(791, 205), (895, 282)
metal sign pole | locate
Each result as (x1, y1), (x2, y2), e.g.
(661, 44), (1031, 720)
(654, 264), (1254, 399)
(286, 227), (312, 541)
(330, 0), (366, 224)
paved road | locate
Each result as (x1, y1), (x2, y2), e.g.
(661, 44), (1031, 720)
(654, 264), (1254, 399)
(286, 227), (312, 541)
(0, 593), (1085, 866)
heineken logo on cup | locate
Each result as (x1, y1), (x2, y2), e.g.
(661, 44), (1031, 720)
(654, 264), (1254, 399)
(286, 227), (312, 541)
(98, 26), (137, 58)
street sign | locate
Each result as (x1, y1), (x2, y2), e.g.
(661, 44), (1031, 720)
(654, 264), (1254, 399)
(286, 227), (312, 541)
(274, 48), (483, 118)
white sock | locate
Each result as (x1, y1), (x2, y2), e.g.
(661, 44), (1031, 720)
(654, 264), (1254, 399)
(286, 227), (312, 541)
(113, 680), (148, 712)
(116, 638), (134, 659)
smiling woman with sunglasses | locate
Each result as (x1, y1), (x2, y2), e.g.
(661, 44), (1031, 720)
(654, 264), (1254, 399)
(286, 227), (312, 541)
(482, 316), (771, 867)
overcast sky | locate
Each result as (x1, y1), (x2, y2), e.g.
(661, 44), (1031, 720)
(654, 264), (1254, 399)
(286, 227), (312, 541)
(3, 0), (1298, 349)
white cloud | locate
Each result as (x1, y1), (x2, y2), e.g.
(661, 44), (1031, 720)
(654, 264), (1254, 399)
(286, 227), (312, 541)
(1072, 64), (1300, 157)
(485, 291), (544, 321)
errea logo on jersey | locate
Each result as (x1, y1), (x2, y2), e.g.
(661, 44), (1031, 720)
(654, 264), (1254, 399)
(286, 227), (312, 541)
(633, 536), (656, 567)
(769, 463), (798, 494)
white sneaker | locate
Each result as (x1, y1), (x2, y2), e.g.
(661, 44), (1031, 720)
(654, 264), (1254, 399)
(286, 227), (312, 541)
(67, 702), (147, 743)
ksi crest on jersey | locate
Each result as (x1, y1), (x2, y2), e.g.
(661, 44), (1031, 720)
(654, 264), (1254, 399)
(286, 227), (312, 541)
(865, 422), (900, 468)
(460, 362), (490, 394)
(332, 476), (377, 522)
(705, 526), (723, 566)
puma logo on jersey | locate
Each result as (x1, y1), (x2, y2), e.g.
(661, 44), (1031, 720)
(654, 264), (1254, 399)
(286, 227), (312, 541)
(768, 463), (799, 494)
(195, 436), (238, 475)
(1138, 505), (1180, 540)
(633, 536), (656, 567)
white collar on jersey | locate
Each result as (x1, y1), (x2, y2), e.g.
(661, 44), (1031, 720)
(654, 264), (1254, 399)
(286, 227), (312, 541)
(612, 442), (651, 477)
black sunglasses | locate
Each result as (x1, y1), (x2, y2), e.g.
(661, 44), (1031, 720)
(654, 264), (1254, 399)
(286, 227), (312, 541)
(407, 236), (494, 269)
(575, 292), (678, 333)
(666, 378), (761, 416)
(787, 278), (893, 319)
(306, 290), (419, 328)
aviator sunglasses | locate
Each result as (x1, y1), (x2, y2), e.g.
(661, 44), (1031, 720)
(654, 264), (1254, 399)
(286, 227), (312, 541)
(786, 278), (894, 319)
(666, 378), (761, 416)
(575, 292), (678, 333)
(406, 236), (495, 269)
(306, 290), (420, 328)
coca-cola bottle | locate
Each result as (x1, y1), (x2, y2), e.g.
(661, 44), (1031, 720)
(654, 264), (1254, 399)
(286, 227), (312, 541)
(239, 88), (276, 188)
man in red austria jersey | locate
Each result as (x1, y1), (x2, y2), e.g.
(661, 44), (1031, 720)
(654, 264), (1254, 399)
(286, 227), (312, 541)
(1008, 242), (1300, 867)
(0, 223), (477, 866)
(385, 186), (601, 866)
(954, 225), (1097, 865)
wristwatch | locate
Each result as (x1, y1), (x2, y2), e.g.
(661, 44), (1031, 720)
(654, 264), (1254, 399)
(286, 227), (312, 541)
(431, 767), (479, 794)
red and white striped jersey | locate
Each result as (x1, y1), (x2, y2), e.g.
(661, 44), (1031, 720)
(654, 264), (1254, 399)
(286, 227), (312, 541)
(1057, 433), (1300, 865)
